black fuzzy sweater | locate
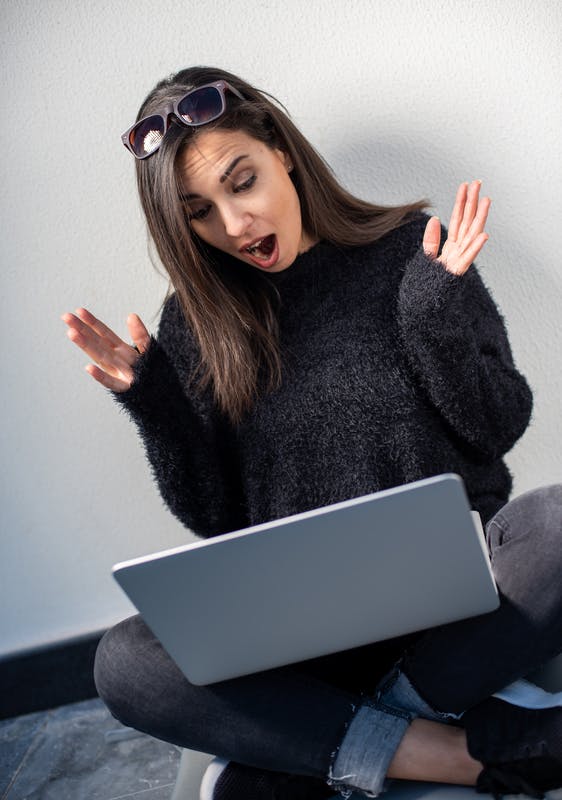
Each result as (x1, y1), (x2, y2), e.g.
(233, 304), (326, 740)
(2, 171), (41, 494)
(115, 215), (533, 538)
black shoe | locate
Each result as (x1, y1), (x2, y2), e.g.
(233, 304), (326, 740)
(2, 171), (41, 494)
(200, 757), (337, 800)
(463, 697), (562, 798)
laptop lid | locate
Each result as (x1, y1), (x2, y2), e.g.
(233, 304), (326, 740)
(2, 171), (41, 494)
(112, 473), (498, 685)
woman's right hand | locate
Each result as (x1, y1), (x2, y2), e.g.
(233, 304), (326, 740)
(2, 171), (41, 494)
(62, 307), (150, 392)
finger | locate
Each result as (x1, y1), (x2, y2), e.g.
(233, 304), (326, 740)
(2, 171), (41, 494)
(127, 313), (151, 354)
(75, 307), (126, 349)
(457, 180), (481, 243)
(63, 312), (105, 352)
(66, 309), (139, 370)
(62, 311), (96, 337)
(423, 216), (441, 259)
(466, 196), (491, 241)
(448, 182), (468, 241)
(63, 310), (122, 360)
(85, 363), (132, 393)
(448, 232), (489, 276)
(66, 324), (134, 376)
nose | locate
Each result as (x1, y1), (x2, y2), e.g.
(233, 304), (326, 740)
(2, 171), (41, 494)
(219, 201), (252, 240)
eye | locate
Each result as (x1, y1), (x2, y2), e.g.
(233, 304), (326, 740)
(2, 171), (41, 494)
(189, 205), (211, 222)
(233, 174), (256, 193)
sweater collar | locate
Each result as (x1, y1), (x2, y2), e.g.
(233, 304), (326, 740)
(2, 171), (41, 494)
(262, 239), (338, 290)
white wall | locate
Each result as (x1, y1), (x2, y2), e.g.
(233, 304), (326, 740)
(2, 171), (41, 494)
(1, 0), (561, 657)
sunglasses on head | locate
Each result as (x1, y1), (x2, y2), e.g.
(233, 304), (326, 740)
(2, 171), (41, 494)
(121, 80), (245, 160)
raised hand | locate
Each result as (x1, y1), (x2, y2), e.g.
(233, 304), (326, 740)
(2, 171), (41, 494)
(62, 307), (150, 392)
(423, 181), (491, 276)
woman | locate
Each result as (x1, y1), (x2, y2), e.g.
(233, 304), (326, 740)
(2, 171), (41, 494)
(63, 66), (562, 799)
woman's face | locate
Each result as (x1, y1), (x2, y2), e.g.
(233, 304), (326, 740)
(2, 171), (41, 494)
(178, 129), (318, 272)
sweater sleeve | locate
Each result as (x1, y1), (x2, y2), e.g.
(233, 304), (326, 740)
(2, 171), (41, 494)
(112, 296), (248, 538)
(397, 241), (533, 461)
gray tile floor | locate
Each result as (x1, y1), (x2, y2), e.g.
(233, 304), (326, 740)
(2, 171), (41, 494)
(0, 698), (181, 800)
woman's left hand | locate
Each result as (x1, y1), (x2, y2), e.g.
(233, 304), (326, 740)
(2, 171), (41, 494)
(422, 180), (491, 276)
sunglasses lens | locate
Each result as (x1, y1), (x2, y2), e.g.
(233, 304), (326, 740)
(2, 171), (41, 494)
(129, 115), (166, 158)
(177, 86), (224, 125)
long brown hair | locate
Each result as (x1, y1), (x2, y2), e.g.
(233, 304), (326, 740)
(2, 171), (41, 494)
(134, 66), (427, 424)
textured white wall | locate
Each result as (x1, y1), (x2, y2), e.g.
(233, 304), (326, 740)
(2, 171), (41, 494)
(1, 0), (561, 657)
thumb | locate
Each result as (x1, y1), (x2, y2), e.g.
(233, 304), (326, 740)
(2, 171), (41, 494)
(422, 216), (441, 260)
(127, 313), (150, 354)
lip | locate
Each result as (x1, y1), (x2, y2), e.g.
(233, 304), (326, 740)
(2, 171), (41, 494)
(239, 234), (279, 270)
(239, 235), (269, 252)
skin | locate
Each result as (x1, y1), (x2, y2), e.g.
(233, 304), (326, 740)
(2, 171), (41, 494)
(179, 129), (318, 272)
(423, 180), (490, 275)
(61, 131), (492, 783)
(387, 719), (481, 785)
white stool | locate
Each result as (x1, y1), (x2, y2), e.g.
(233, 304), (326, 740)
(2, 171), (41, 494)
(171, 654), (562, 800)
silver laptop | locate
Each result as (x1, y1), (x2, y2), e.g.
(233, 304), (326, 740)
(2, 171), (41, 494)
(113, 473), (498, 685)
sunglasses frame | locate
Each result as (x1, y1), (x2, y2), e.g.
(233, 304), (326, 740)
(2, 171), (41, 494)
(121, 80), (245, 160)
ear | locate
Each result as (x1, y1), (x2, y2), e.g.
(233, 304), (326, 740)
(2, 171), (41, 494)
(275, 147), (293, 172)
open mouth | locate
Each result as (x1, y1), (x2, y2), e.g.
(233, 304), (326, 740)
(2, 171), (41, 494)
(241, 234), (279, 270)
(244, 234), (276, 259)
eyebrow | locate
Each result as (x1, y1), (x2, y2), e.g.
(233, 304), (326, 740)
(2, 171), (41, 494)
(219, 154), (249, 183)
(182, 154), (250, 200)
